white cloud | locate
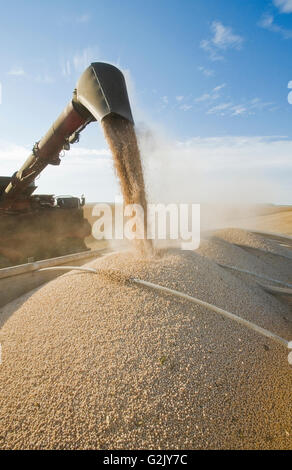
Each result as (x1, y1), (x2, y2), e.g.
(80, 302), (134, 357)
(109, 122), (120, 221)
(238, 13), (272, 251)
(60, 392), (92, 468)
(260, 14), (274, 28)
(194, 84), (275, 117)
(138, 129), (292, 205)
(8, 66), (54, 83)
(249, 98), (274, 110)
(61, 46), (98, 77)
(0, 141), (29, 165)
(185, 135), (292, 173)
(61, 60), (71, 77)
(195, 93), (212, 102)
(41, 155), (115, 202)
(197, 65), (214, 77)
(230, 105), (247, 116)
(73, 48), (93, 72)
(200, 39), (224, 61)
(200, 21), (244, 61)
(195, 83), (225, 102)
(0, 140), (111, 171)
(35, 74), (55, 84)
(76, 13), (91, 23)
(0, 140), (114, 201)
(207, 102), (233, 114)
(60, 13), (91, 25)
(211, 21), (243, 49)
(69, 147), (110, 157)
(259, 14), (292, 38)
(8, 67), (25, 76)
(206, 97), (276, 117)
(166, 96), (193, 111)
(273, 0), (292, 13)
(213, 83), (226, 92)
(179, 104), (192, 111)
(1, 133), (291, 205)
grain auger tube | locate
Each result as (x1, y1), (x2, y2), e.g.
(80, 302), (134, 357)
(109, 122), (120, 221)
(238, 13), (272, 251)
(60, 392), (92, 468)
(1, 62), (134, 209)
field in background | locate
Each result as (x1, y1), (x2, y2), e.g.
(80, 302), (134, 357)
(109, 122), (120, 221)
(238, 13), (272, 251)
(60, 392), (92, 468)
(0, 203), (290, 270)
(83, 203), (292, 253)
(229, 205), (292, 236)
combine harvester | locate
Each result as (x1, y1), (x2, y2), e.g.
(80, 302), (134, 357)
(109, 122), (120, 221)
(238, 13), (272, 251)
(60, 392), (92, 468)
(0, 63), (135, 305)
(0, 63), (134, 268)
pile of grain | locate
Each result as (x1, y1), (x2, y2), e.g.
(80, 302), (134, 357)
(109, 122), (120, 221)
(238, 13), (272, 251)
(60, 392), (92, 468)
(215, 228), (292, 259)
(197, 233), (292, 285)
(0, 241), (291, 449)
(102, 115), (153, 256)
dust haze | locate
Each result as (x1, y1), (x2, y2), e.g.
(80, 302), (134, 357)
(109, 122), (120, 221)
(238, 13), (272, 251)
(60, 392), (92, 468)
(135, 124), (286, 231)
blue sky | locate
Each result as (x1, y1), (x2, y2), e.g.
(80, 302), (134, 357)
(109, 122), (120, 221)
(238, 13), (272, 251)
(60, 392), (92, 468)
(0, 0), (291, 203)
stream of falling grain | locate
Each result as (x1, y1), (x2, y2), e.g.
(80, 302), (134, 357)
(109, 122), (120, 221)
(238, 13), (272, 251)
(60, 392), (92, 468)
(102, 114), (153, 256)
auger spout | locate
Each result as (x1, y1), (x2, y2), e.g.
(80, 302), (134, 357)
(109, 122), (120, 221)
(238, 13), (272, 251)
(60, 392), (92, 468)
(2, 62), (133, 205)
(75, 62), (134, 123)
